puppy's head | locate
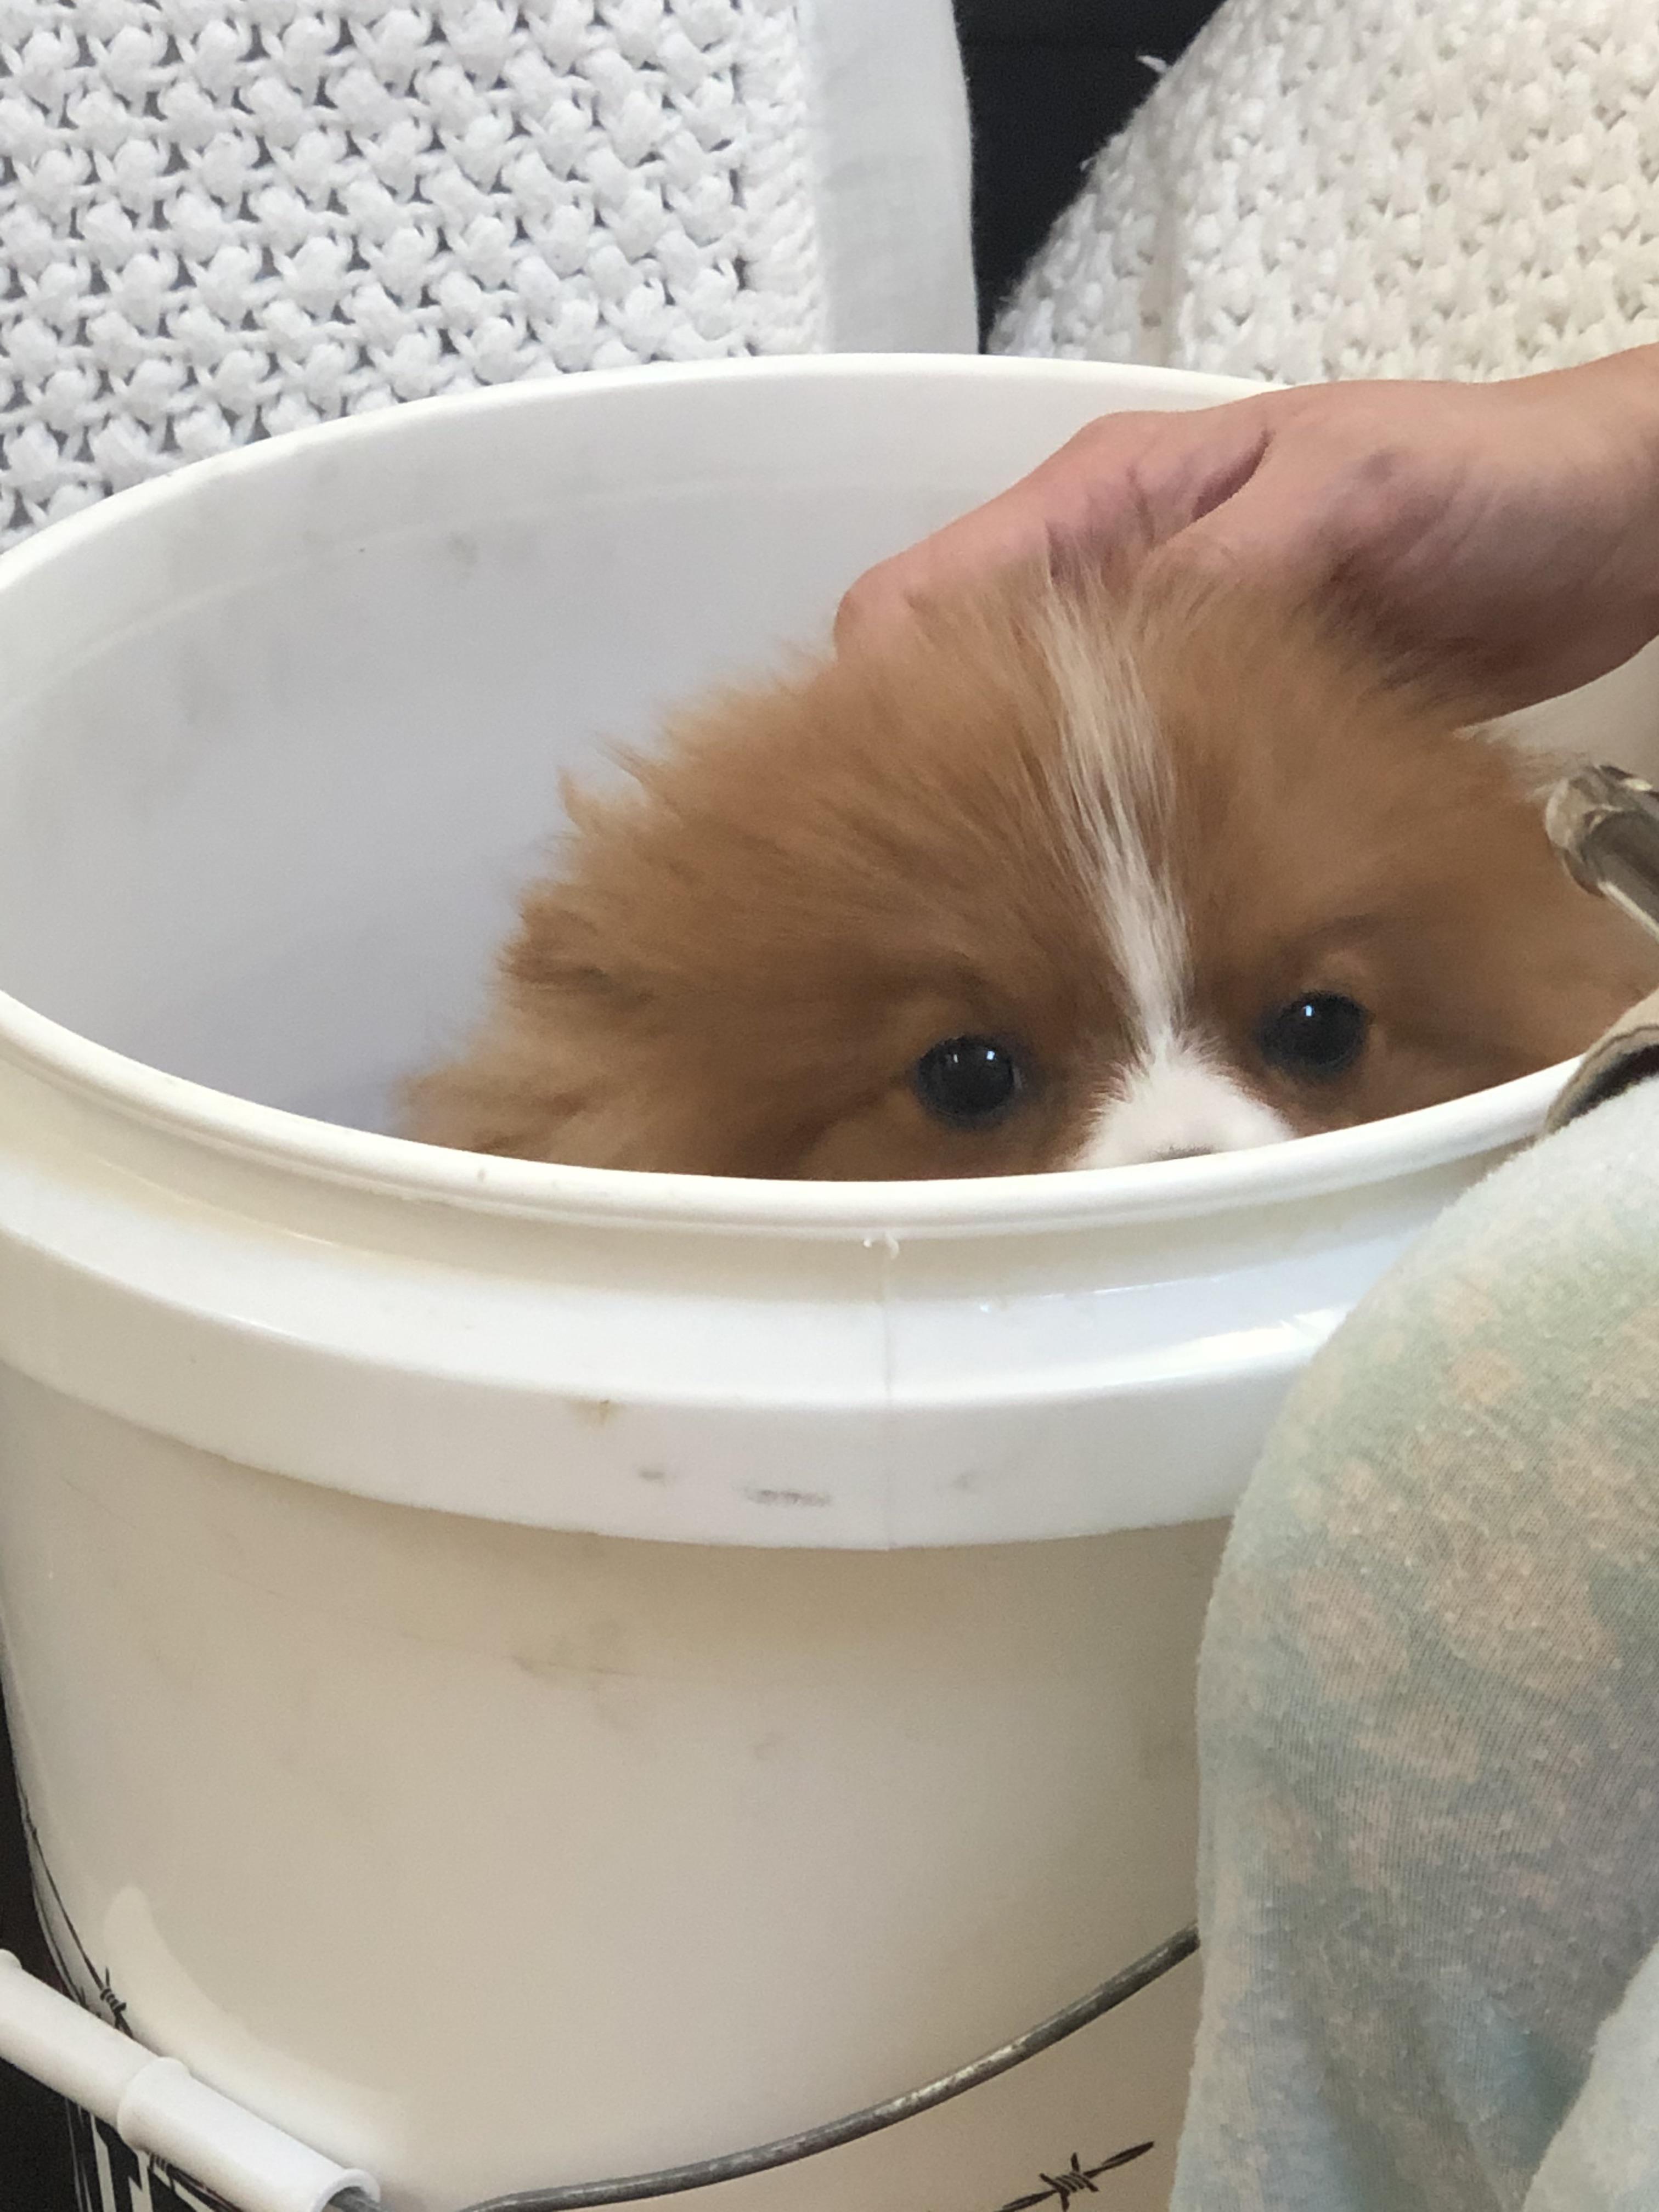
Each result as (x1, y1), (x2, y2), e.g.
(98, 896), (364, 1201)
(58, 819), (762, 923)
(407, 569), (1659, 1177)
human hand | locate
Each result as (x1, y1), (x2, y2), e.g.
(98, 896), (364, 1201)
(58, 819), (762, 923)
(837, 350), (1659, 713)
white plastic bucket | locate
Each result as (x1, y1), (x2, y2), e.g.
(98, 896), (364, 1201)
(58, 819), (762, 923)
(0, 357), (1638, 2212)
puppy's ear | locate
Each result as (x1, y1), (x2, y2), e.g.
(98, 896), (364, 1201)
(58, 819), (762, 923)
(402, 963), (640, 1162)
(402, 879), (640, 1159)
(399, 1022), (558, 1158)
(504, 882), (628, 998)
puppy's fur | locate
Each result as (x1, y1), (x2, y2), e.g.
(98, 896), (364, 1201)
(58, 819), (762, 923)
(407, 569), (1659, 1178)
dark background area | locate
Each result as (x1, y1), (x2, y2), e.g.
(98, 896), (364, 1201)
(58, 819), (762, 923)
(0, 4), (1224, 2201)
(2, 1697), (75, 2209)
(956, 0), (1222, 334)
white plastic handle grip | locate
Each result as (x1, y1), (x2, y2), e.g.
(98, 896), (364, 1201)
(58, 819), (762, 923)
(0, 1951), (378, 2212)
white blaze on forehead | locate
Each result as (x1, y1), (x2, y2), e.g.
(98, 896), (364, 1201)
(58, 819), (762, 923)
(1042, 593), (1294, 1168)
(1042, 592), (1188, 1052)
(1076, 1033), (1295, 1168)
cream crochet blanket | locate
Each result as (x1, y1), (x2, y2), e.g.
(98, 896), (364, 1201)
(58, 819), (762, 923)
(994, 0), (1659, 383)
(0, 0), (960, 548)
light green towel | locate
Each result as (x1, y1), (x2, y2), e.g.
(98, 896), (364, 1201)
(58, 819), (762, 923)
(1172, 1064), (1659, 2211)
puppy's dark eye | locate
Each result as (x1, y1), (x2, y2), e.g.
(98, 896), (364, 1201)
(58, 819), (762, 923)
(914, 1036), (1024, 1128)
(1256, 994), (1370, 1079)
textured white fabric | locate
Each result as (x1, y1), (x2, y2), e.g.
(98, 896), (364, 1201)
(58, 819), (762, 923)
(0, 0), (974, 548)
(992, 0), (1659, 385)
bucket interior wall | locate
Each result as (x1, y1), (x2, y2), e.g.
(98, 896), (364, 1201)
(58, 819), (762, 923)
(0, 385), (1120, 1138)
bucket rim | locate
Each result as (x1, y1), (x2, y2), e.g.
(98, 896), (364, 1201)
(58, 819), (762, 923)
(0, 977), (1565, 1237)
(0, 354), (1567, 1238)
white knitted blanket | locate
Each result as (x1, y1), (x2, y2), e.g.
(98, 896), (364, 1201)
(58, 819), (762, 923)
(0, 0), (851, 546)
(993, 0), (1659, 385)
